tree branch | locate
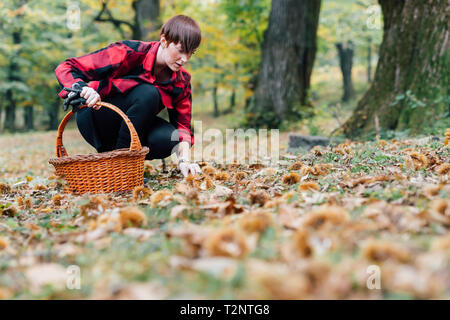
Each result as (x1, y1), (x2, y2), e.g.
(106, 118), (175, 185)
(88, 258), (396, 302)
(93, 0), (133, 38)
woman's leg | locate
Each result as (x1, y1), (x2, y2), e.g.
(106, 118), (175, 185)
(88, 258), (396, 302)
(146, 117), (180, 160)
(114, 84), (161, 150)
(76, 83), (161, 152)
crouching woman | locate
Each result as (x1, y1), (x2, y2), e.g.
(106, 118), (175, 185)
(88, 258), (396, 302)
(54, 15), (202, 177)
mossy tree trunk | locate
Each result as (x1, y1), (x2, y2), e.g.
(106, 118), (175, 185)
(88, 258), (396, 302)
(342, 0), (449, 137)
(247, 0), (321, 128)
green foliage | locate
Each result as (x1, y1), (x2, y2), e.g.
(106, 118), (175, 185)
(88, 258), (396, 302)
(0, 0), (129, 131)
(391, 90), (427, 109)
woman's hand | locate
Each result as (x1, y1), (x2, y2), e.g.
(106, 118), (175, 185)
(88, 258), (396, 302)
(176, 141), (201, 177)
(178, 160), (202, 177)
(80, 86), (101, 109)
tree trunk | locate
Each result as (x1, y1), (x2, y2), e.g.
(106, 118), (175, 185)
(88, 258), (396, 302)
(24, 106), (34, 131)
(136, 0), (160, 40)
(228, 88), (236, 113)
(336, 41), (355, 102)
(248, 0), (321, 127)
(48, 97), (60, 130)
(244, 73), (257, 111)
(4, 90), (16, 132)
(95, 0), (159, 40)
(4, 28), (23, 132)
(342, 0), (449, 137)
(0, 104), (3, 131)
(367, 36), (372, 83)
(212, 83), (219, 118)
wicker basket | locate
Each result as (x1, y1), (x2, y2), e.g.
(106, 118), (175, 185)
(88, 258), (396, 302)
(49, 102), (149, 194)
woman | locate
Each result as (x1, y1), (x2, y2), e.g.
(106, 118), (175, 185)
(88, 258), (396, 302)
(55, 15), (202, 178)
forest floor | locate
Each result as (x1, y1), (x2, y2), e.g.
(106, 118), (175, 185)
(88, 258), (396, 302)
(0, 126), (449, 299)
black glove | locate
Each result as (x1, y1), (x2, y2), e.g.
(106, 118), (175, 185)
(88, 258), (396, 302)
(62, 83), (87, 112)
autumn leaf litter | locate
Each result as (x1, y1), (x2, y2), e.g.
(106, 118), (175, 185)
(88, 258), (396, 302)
(0, 130), (449, 299)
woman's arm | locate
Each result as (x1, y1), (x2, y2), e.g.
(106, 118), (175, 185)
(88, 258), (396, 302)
(55, 40), (143, 99)
(172, 83), (195, 146)
(171, 81), (202, 177)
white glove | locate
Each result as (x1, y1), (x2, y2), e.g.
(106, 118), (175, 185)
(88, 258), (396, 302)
(80, 86), (101, 109)
(179, 161), (202, 177)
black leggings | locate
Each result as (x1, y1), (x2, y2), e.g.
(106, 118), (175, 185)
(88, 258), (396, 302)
(75, 83), (180, 160)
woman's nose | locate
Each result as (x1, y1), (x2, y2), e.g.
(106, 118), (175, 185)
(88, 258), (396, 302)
(180, 54), (188, 64)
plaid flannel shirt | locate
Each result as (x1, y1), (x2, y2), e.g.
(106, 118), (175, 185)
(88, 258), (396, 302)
(55, 40), (194, 145)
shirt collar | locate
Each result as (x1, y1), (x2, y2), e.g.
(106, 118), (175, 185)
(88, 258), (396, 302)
(144, 41), (184, 83)
(143, 41), (160, 82)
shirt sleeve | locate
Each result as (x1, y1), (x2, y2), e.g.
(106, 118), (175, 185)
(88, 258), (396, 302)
(54, 40), (140, 99)
(171, 82), (195, 146)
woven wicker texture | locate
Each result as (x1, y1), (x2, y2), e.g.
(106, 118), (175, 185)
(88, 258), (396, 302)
(49, 102), (149, 194)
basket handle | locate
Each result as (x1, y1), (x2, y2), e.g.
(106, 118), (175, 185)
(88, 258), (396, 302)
(56, 102), (142, 157)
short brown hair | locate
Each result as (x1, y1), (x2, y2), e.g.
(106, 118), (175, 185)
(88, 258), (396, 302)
(160, 15), (201, 54)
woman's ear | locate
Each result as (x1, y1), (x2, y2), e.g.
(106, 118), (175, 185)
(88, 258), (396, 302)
(160, 35), (167, 48)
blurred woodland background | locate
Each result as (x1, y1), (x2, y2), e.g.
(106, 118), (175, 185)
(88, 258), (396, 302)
(0, 0), (448, 139)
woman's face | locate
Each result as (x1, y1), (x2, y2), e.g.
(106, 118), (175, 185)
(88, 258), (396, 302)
(161, 37), (192, 72)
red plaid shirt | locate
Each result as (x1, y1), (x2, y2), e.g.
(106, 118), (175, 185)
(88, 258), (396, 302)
(55, 40), (194, 145)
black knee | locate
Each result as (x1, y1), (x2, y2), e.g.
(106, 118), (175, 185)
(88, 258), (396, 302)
(130, 84), (161, 115)
(146, 118), (180, 160)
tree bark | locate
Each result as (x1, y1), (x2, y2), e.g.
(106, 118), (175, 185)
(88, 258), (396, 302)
(336, 41), (355, 102)
(342, 0), (449, 137)
(248, 0), (321, 127)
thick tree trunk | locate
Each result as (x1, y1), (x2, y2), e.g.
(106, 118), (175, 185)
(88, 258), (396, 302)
(248, 0), (321, 127)
(342, 0), (449, 137)
(336, 41), (355, 102)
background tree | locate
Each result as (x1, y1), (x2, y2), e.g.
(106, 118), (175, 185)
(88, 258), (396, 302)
(94, 0), (160, 40)
(335, 41), (354, 101)
(318, 0), (381, 103)
(221, 0), (270, 111)
(0, 0), (28, 132)
(247, 0), (322, 128)
(342, 0), (449, 137)
(0, 0), (128, 132)
(162, 0), (253, 118)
